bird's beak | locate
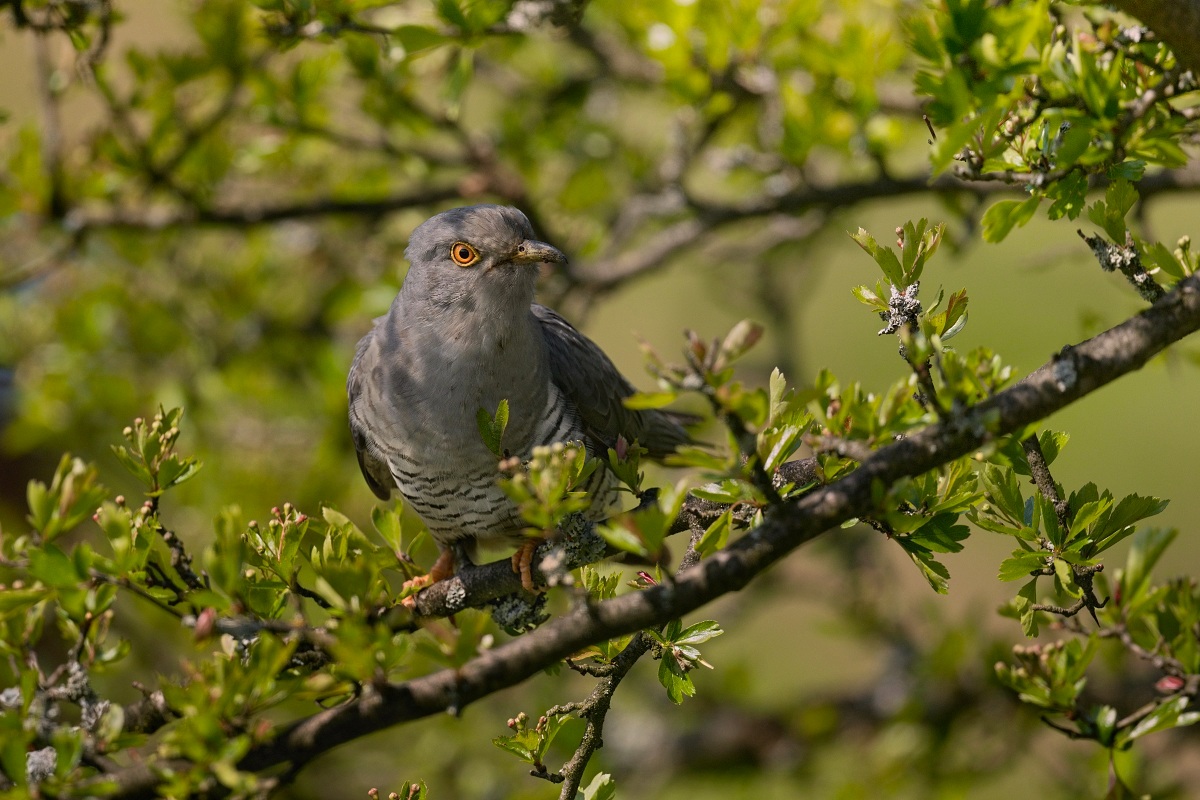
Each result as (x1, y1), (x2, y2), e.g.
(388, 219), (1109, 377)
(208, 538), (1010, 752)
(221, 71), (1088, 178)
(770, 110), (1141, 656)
(511, 239), (567, 266)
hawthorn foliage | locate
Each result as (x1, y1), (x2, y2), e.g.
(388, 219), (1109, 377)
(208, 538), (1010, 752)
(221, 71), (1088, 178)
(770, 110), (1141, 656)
(1, 1), (1200, 798)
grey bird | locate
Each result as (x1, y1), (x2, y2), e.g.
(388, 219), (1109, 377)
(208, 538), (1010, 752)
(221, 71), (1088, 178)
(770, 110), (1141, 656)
(348, 205), (690, 590)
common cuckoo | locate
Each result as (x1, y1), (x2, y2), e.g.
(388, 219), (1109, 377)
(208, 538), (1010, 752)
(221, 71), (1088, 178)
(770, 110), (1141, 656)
(348, 205), (689, 590)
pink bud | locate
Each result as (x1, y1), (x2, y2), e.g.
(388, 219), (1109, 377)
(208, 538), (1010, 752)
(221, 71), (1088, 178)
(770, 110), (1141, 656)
(194, 607), (217, 640)
(1156, 675), (1185, 693)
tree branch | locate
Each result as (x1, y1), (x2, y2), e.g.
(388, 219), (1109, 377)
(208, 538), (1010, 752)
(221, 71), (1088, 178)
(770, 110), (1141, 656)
(1021, 435), (1070, 532)
(1110, 0), (1200, 75)
(567, 169), (1200, 291)
(67, 273), (1200, 799)
(72, 186), (466, 232)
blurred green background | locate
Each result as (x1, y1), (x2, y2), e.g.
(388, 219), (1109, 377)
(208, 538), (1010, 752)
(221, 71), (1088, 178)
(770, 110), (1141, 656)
(1, 0), (1199, 797)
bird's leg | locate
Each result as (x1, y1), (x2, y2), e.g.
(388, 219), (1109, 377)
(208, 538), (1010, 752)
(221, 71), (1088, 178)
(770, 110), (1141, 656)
(400, 547), (457, 607)
(510, 539), (541, 593)
(428, 547), (457, 582)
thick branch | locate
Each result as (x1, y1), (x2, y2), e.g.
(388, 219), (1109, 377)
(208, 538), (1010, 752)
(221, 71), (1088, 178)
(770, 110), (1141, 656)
(218, 274), (1200, 779)
(89, 273), (1200, 798)
(1111, 0), (1200, 75)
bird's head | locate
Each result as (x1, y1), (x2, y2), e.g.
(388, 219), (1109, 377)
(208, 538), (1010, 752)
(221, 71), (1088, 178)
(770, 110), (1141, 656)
(401, 205), (566, 317)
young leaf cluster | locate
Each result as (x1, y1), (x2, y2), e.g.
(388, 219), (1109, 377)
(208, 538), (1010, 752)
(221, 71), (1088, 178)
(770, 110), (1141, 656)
(646, 620), (724, 705)
(499, 441), (597, 535)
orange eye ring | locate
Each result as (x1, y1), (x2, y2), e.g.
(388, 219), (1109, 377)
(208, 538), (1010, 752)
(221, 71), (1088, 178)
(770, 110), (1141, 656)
(450, 241), (480, 267)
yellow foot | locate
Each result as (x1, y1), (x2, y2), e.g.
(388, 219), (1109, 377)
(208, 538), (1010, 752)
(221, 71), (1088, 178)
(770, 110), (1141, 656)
(401, 548), (456, 608)
(510, 539), (540, 593)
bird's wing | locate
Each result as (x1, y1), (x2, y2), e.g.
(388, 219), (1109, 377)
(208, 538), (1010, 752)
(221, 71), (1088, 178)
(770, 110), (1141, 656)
(533, 304), (690, 458)
(347, 324), (396, 500)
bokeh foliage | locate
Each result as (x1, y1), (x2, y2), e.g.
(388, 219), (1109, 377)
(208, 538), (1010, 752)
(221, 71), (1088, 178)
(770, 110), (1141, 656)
(2, 0), (1200, 798)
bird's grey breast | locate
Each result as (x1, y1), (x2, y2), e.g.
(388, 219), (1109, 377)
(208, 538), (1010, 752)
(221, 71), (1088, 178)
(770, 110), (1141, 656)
(353, 302), (589, 543)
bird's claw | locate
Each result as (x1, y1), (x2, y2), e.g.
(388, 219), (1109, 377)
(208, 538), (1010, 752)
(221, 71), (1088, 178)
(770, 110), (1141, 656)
(510, 540), (541, 593)
(400, 548), (457, 609)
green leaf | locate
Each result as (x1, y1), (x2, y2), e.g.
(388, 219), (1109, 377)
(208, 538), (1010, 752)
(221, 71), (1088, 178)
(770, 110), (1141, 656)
(0, 714), (29, 787)
(1108, 160), (1146, 181)
(1068, 499), (1109, 538)
(322, 506), (370, 547)
(1120, 527), (1177, 606)
(158, 456), (202, 490)
(981, 195), (1041, 243)
(1105, 493), (1168, 537)
(1124, 696), (1200, 742)
(658, 653), (696, 704)
(982, 464), (1024, 522)
(1037, 494), (1064, 548)
(694, 509), (732, 557)
(939, 289), (969, 339)
(29, 544), (81, 588)
(1091, 704), (1118, 747)
(1045, 171), (1088, 221)
(581, 772), (616, 800)
(371, 505), (405, 553)
(1037, 430), (1068, 466)
(674, 620), (724, 646)
(1087, 179), (1139, 241)
(492, 736), (534, 761)
(476, 399), (509, 458)
(1016, 578), (1039, 637)
(436, 0), (470, 29)
(895, 538), (951, 593)
(1052, 122), (1092, 167)
(897, 219), (944, 284)
(622, 392), (679, 410)
(393, 25), (446, 55)
(852, 284), (888, 312)
(690, 479), (759, 505)
(111, 446), (153, 486)
(768, 367), (789, 423)
(999, 552), (1045, 582)
(1142, 240), (1186, 281)
(445, 48), (474, 119)
(26, 478), (53, 533)
(908, 514), (970, 553)
(0, 587), (49, 615)
(1053, 557), (1076, 595)
(850, 228), (904, 285)
(716, 320), (764, 367)
(598, 520), (649, 559)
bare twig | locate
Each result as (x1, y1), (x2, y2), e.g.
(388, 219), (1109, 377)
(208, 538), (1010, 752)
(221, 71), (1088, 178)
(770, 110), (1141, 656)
(1021, 435), (1071, 532)
(550, 517), (708, 795)
(1077, 229), (1167, 304)
(31, 30), (67, 220)
(73, 186), (465, 232)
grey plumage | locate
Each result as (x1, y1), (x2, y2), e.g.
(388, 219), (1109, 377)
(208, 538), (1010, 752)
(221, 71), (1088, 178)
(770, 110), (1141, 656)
(347, 204), (688, 561)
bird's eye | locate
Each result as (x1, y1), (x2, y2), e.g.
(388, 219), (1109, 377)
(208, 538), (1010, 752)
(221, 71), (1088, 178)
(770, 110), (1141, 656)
(450, 241), (480, 267)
